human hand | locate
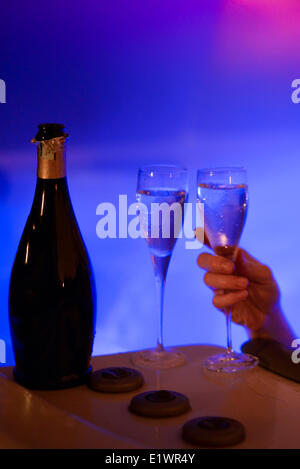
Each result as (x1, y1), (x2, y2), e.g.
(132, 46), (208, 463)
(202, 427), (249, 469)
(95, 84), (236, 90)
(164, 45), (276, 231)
(196, 232), (294, 345)
(197, 248), (279, 332)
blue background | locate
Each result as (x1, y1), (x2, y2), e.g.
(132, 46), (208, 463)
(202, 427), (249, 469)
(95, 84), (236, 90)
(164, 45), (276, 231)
(1, 0), (300, 365)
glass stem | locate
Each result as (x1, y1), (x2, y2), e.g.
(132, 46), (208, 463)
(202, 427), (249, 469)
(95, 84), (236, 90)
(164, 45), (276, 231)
(226, 251), (237, 355)
(226, 308), (233, 354)
(152, 254), (170, 354)
(155, 276), (165, 353)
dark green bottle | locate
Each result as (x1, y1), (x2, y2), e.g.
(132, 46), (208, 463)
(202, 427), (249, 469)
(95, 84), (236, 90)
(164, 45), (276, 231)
(9, 124), (96, 389)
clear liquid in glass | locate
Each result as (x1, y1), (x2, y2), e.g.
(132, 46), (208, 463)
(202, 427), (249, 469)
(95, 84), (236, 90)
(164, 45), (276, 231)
(197, 183), (248, 258)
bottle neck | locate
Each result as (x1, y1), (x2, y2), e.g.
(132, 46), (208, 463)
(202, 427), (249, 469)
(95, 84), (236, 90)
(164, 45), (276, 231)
(31, 177), (71, 223)
(36, 138), (67, 179)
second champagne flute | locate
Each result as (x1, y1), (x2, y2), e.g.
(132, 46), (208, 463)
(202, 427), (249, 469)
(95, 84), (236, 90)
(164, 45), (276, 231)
(132, 165), (188, 369)
(197, 167), (258, 373)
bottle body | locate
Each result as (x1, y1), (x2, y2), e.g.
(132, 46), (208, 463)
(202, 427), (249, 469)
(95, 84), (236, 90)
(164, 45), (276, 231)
(9, 125), (96, 389)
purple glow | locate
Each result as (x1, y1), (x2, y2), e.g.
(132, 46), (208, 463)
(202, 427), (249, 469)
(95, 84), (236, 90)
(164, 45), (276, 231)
(1, 1), (300, 365)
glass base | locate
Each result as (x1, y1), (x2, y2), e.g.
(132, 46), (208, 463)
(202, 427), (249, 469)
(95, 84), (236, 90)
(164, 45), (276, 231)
(131, 347), (186, 370)
(203, 351), (258, 374)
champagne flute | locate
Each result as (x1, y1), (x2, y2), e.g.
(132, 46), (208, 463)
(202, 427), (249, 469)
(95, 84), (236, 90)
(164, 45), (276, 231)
(197, 167), (258, 373)
(132, 165), (188, 369)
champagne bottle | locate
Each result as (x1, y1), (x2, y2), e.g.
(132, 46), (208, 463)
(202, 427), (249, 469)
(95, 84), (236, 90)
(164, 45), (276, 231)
(9, 124), (96, 389)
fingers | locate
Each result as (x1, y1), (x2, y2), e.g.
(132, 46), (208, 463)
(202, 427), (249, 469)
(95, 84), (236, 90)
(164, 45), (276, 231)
(212, 290), (248, 309)
(197, 252), (234, 274)
(197, 251), (249, 314)
(204, 272), (248, 290)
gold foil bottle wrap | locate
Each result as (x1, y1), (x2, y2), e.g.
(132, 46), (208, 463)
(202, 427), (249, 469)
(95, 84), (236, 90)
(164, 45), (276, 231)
(31, 136), (67, 179)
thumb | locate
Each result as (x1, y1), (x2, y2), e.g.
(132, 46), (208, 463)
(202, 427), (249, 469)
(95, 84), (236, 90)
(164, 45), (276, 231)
(235, 248), (272, 283)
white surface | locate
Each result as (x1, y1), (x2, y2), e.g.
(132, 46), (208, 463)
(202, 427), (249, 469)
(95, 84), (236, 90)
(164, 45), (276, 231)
(1, 345), (300, 449)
